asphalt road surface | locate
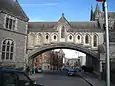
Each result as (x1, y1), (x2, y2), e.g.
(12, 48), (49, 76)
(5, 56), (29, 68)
(35, 73), (91, 86)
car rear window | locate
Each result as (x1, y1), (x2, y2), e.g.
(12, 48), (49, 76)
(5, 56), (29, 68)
(38, 68), (42, 70)
(18, 73), (31, 81)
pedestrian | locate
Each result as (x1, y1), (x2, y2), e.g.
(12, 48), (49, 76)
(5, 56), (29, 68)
(32, 66), (35, 74)
(26, 66), (30, 75)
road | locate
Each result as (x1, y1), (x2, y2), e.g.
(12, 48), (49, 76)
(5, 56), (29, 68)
(33, 73), (91, 86)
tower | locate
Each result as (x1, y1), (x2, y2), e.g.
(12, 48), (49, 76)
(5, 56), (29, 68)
(94, 3), (102, 21)
(90, 6), (94, 21)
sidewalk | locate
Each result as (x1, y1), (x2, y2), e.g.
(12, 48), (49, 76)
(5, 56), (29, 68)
(29, 73), (43, 80)
(80, 72), (115, 86)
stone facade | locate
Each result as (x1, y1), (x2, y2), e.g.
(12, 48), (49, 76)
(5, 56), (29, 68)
(0, 0), (29, 68)
(0, 0), (115, 73)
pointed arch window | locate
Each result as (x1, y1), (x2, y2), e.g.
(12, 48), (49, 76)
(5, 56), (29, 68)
(85, 34), (89, 44)
(69, 35), (72, 40)
(61, 26), (65, 38)
(93, 35), (98, 47)
(77, 35), (80, 40)
(38, 33), (42, 43)
(54, 35), (57, 40)
(1, 39), (14, 60)
(46, 35), (49, 39)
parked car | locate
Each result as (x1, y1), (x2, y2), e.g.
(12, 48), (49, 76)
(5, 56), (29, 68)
(0, 67), (43, 86)
(35, 67), (43, 73)
(67, 68), (77, 76)
(74, 67), (84, 72)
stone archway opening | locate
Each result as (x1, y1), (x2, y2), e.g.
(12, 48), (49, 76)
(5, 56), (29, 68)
(28, 43), (99, 59)
(27, 43), (100, 74)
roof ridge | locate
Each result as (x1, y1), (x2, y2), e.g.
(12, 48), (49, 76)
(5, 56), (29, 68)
(70, 21), (97, 23)
(16, 1), (29, 21)
(30, 21), (56, 23)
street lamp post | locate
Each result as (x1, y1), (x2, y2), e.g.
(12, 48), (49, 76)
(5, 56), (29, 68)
(103, 0), (110, 86)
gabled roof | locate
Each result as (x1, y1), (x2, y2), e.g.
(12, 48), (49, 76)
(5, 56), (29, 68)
(28, 13), (103, 32)
(0, 0), (29, 21)
(53, 13), (72, 29)
(70, 21), (98, 29)
(28, 21), (103, 32)
(69, 21), (103, 32)
(28, 22), (57, 32)
(57, 13), (70, 25)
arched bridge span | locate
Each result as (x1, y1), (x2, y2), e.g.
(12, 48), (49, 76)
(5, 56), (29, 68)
(28, 43), (99, 59)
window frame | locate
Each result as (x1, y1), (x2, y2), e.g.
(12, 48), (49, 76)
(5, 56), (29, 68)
(54, 35), (57, 40)
(93, 34), (98, 47)
(69, 35), (72, 40)
(61, 26), (65, 38)
(85, 34), (90, 44)
(1, 39), (14, 60)
(5, 15), (16, 30)
(46, 35), (49, 40)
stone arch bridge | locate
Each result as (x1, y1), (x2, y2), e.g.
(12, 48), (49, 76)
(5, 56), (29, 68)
(28, 43), (100, 73)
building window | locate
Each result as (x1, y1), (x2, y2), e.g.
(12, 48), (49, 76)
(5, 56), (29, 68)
(93, 35), (98, 47)
(69, 35), (72, 40)
(46, 35), (49, 39)
(1, 39), (14, 60)
(5, 17), (16, 30)
(54, 35), (56, 40)
(61, 26), (65, 38)
(85, 34), (89, 44)
(77, 35), (80, 40)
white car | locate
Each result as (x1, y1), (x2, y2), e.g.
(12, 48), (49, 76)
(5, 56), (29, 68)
(36, 67), (43, 73)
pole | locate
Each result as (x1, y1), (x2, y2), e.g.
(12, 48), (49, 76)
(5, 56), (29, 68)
(103, 0), (110, 86)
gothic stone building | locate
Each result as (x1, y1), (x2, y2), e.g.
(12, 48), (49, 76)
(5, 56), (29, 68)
(0, 0), (29, 68)
(27, 4), (115, 73)
(0, 0), (115, 68)
(27, 5), (115, 51)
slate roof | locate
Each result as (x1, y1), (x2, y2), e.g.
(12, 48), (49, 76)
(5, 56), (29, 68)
(28, 21), (103, 32)
(100, 12), (115, 19)
(0, 0), (29, 21)
(28, 22), (57, 32)
(28, 13), (104, 32)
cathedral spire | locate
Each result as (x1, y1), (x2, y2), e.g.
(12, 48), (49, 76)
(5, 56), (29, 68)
(62, 13), (64, 17)
(90, 5), (94, 21)
(94, 3), (101, 20)
(95, 3), (101, 14)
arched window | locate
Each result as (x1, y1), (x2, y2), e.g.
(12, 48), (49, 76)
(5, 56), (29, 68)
(93, 35), (98, 47)
(46, 35), (49, 39)
(54, 35), (56, 40)
(77, 35), (80, 40)
(61, 26), (65, 38)
(85, 34), (89, 44)
(69, 35), (72, 40)
(1, 39), (14, 60)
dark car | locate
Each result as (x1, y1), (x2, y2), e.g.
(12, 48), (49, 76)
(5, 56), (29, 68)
(67, 68), (77, 76)
(0, 68), (43, 86)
